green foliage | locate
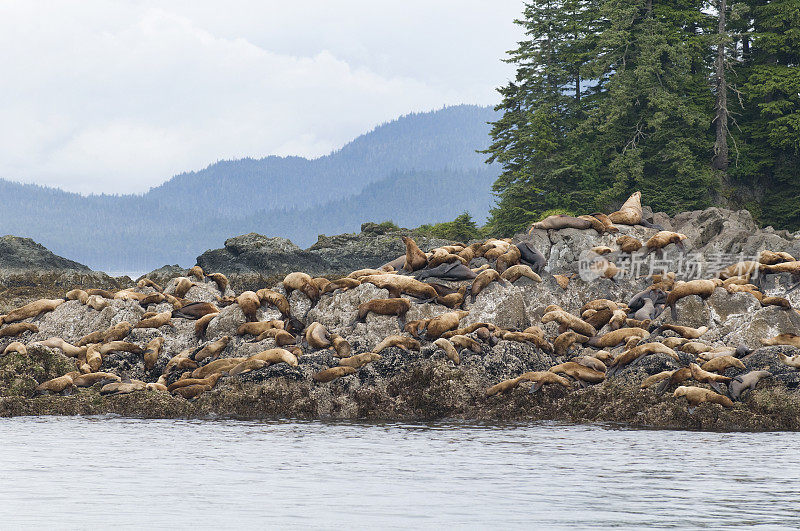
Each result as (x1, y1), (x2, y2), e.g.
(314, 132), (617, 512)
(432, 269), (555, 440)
(416, 213), (483, 242)
(486, 0), (800, 235)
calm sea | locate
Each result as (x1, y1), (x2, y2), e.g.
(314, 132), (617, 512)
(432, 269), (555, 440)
(1, 417), (797, 529)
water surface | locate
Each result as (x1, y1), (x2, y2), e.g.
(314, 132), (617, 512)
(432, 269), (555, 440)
(1, 417), (797, 529)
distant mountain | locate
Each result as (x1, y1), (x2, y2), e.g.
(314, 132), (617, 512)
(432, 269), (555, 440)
(0, 104), (499, 272)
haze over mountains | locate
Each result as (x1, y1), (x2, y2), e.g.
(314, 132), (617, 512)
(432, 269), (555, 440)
(0, 105), (498, 273)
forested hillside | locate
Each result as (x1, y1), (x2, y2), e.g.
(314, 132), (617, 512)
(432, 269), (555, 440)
(0, 105), (498, 271)
(485, 0), (799, 235)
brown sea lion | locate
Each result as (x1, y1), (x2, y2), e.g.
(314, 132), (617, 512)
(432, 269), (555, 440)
(135, 311), (173, 329)
(578, 215), (607, 233)
(76, 321), (131, 347)
(571, 355), (606, 373)
(194, 312), (219, 337)
(761, 296), (791, 309)
(172, 302), (219, 319)
(590, 246), (614, 255)
(428, 248), (466, 269)
(283, 272), (320, 301)
(777, 352), (800, 369)
(236, 291), (261, 321)
(403, 320), (429, 339)
(35, 371), (80, 395)
(193, 336), (230, 363)
(2, 298), (64, 324)
(146, 383), (168, 392)
(359, 274), (438, 300)
(238, 320), (284, 336)
(760, 260), (800, 275)
(718, 261), (761, 281)
(553, 274), (571, 290)
(607, 343), (679, 375)
(643, 231), (687, 254)
(357, 298), (411, 321)
(553, 331), (589, 356)
(188, 265), (205, 280)
(761, 333), (800, 347)
(616, 235), (643, 253)
(541, 309), (596, 337)
(426, 310), (470, 340)
(255, 289), (291, 316)
(143, 337), (165, 370)
(590, 212), (619, 233)
(432, 337), (460, 364)
(402, 236), (428, 271)
(137, 278), (163, 292)
(323, 278), (362, 294)
(305, 322), (331, 349)
(640, 370), (674, 389)
(98, 341), (143, 355)
(656, 324), (709, 339)
(190, 357), (246, 379)
(701, 356), (745, 373)
(0, 322), (39, 338)
(173, 277), (195, 298)
(313, 366), (357, 383)
(759, 250), (795, 265)
(207, 273), (230, 294)
(33, 337), (85, 357)
(436, 286), (468, 309)
(66, 289), (89, 303)
(587, 327), (648, 348)
(673, 385), (734, 411)
(529, 215), (592, 232)
(494, 246), (522, 273)
(339, 352), (381, 369)
(583, 309), (614, 330)
(229, 358), (268, 376)
(581, 299), (619, 313)
(256, 328), (297, 346)
(73, 372), (121, 387)
(689, 363), (732, 394)
(679, 341), (713, 355)
(2, 342), (27, 355)
(168, 372), (223, 393)
(470, 269), (505, 302)
(249, 348), (299, 367)
(172, 383), (212, 399)
(373, 335), (421, 354)
(549, 362), (605, 385)
(500, 264), (542, 283)
(329, 334), (351, 358)
(449, 334), (482, 354)
(499, 331), (553, 353)
(608, 191), (642, 225)
(666, 279), (722, 319)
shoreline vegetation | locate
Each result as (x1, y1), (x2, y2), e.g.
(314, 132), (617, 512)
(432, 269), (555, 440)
(2, 196), (800, 431)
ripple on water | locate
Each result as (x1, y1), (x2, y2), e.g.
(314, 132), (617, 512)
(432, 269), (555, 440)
(0, 417), (798, 529)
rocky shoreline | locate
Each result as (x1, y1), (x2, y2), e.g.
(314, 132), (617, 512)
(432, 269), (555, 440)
(3, 204), (800, 430)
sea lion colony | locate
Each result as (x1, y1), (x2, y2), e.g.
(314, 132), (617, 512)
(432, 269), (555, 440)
(1, 191), (799, 418)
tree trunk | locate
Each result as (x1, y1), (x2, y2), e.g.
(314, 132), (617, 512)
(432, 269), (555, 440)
(713, 0), (729, 172)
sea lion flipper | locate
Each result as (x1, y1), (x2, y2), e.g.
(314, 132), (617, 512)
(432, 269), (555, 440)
(528, 382), (543, 394)
(655, 379), (670, 396)
(709, 381), (724, 394)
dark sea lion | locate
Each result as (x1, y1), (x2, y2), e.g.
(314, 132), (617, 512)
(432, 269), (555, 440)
(414, 262), (477, 281)
(728, 370), (772, 401)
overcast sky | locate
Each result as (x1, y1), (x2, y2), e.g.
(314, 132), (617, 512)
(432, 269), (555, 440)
(0, 1), (523, 194)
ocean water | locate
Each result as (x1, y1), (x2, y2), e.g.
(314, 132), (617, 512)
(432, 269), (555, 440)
(0, 417), (798, 529)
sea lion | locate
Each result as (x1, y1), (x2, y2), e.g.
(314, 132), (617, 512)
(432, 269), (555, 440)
(135, 311), (173, 329)
(500, 264), (542, 283)
(553, 331), (589, 356)
(35, 371), (80, 395)
(640, 370), (674, 389)
(553, 274), (570, 290)
(656, 324), (709, 339)
(283, 272), (320, 301)
(0, 322), (39, 338)
(581, 299), (619, 313)
(428, 248), (466, 269)
(236, 291), (261, 321)
(172, 383), (212, 399)
(587, 327), (648, 348)
(415, 262), (477, 281)
(718, 261), (761, 281)
(357, 298), (411, 321)
(759, 250), (795, 265)
(194, 312), (219, 337)
(673, 385), (734, 411)
(85, 289), (114, 299)
(607, 343), (679, 375)
(541, 309), (596, 337)
(632, 298), (660, 321)
(608, 191), (642, 225)
(323, 278), (362, 294)
(761, 296), (791, 309)
(495, 246), (522, 273)
(616, 235), (643, 253)
(549, 362), (605, 385)
(188, 265), (205, 280)
(173, 277), (195, 298)
(404, 320), (429, 339)
(486, 371), (571, 397)
(75, 321), (131, 346)
(728, 370), (773, 400)
(529, 215), (592, 232)
(666, 279), (722, 319)
(66, 289), (89, 303)
(137, 278), (163, 292)
(652, 367), (693, 395)
(97, 341), (143, 355)
(498, 331), (553, 353)
(777, 352), (800, 369)
(339, 352), (381, 369)
(571, 355), (607, 373)
(643, 231), (687, 255)
(248, 348), (299, 367)
(143, 337), (165, 370)
(85, 295), (108, 311)
(146, 383), (168, 392)
(578, 215), (607, 233)
(33, 337), (85, 357)
(373, 335), (421, 354)
(689, 363), (732, 394)
(72, 372), (121, 387)
(426, 311), (469, 340)
(516, 242), (547, 273)
(171, 302), (219, 320)
(2, 342), (27, 355)
(436, 286), (468, 309)
(329, 334), (351, 358)
(190, 357), (245, 379)
(590, 246), (613, 255)
(359, 274), (438, 299)
(255, 328), (297, 346)
(448, 334), (482, 354)
(305, 322), (331, 349)
(193, 336), (230, 363)
(590, 212), (619, 233)
(313, 366), (357, 383)
(680, 341), (714, 355)
(168, 373), (223, 393)
(470, 269), (506, 301)
(138, 293), (166, 306)
(2, 298), (64, 324)
(348, 268), (389, 279)
(229, 358), (268, 376)
(583, 308), (614, 330)
(401, 236), (428, 272)
(433, 337), (461, 365)
(760, 260), (800, 275)
(761, 333), (800, 347)
(662, 337), (688, 349)
(205, 272), (229, 294)
(238, 320), (284, 336)
(701, 356), (745, 373)
(255, 289), (291, 317)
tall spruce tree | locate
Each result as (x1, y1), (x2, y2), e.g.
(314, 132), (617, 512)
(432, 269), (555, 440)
(484, 0), (600, 235)
(733, 0), (800, 228)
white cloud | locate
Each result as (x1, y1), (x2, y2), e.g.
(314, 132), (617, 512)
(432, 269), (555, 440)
(0, 0), (522, 194)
